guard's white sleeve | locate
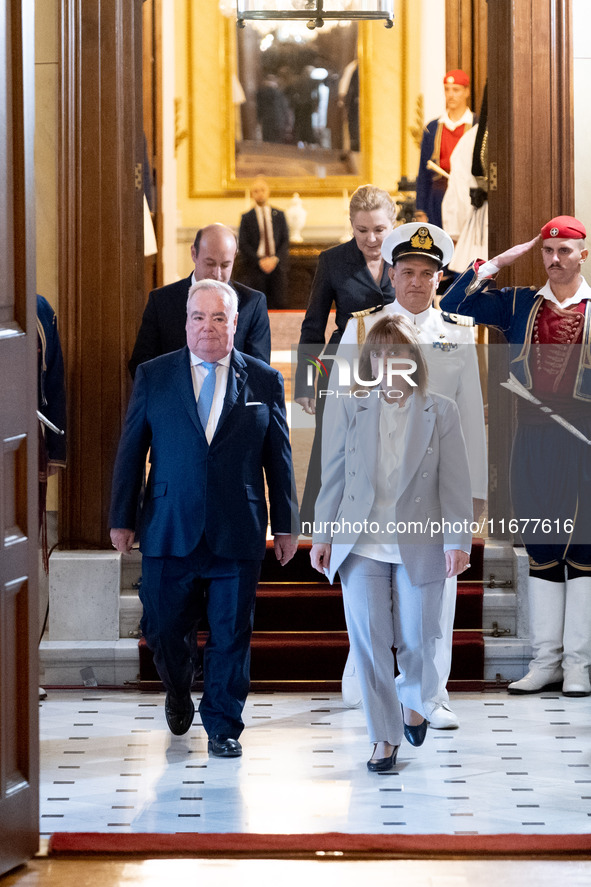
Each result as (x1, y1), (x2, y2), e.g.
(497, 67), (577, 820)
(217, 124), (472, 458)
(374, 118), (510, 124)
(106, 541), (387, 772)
(442, 125), (478, 240)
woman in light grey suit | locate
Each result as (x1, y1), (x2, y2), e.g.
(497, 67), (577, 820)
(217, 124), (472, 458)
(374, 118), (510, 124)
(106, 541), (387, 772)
(311, 316), (472, 771)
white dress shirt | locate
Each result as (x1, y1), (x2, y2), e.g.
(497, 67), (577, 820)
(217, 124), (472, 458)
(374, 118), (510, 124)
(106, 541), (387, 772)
(256, 204), (275, 258)
(438, 108), (474, 132)
(476, 267), (591, 309)
(535, 277), (591, 309)
(351, 395), (411, 563)
(189, 351), (231, 443)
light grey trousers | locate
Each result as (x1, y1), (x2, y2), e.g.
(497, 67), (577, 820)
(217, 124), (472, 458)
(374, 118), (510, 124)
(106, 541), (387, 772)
(338, 553), (445, 745)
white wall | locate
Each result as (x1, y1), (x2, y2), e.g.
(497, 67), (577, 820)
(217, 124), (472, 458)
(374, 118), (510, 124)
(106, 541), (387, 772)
(160, 7), (179, 283)
(420, 0), (447, 124)
(573, 0), (591, 283)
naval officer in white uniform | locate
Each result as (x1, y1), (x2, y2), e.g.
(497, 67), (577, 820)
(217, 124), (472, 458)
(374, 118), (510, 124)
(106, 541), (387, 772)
(323, 223), (487, 729)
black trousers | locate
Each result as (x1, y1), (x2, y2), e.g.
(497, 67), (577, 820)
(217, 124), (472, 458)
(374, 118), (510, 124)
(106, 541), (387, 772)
(242, 263), (287, 309)
(140, 537), (261, 739)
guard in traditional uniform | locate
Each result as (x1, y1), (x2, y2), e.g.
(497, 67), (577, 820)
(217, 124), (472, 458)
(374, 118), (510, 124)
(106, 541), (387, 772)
(324, 223), (487, 728)
(441, 215), (591, 697)
(415, 70), (477, 228)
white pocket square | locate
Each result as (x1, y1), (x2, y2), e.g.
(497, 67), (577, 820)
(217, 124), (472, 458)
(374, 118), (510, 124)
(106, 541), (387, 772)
(246, 401), (263, 406)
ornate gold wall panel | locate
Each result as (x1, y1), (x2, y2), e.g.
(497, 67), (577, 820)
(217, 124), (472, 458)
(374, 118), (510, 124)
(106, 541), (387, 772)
(180, 2), (415, 198)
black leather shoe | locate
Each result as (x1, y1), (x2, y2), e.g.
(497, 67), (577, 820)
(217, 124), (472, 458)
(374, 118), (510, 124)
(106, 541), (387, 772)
(164, 692), (194, 736)
(367, 745), (399, 772)
(403, 719), (428, 747)
(207, 736), (242, 757)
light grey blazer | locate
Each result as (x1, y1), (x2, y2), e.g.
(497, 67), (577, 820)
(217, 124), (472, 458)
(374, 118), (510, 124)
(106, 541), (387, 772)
(313, 391), (473, 587)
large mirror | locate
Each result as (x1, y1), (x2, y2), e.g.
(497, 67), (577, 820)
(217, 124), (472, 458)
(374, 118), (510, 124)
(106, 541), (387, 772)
(226, 19), (369, 191)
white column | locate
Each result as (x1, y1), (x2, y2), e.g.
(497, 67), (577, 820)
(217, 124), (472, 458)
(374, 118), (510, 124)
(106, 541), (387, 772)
(420, 0), (446, 124)
(160, 4), (179, 283)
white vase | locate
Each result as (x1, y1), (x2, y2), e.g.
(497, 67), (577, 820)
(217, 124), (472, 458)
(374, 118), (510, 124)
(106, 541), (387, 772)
(286, 192), (307, 243)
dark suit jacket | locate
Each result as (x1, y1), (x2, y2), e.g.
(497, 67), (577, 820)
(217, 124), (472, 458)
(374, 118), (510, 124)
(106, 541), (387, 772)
(37, 295), (67, 466)
(238, 207), (290, 308)
(295, 237), (395, 399)
(128, 276), (271, 378)
(110, 347), (297, 562)
(238, 206), (290, 266)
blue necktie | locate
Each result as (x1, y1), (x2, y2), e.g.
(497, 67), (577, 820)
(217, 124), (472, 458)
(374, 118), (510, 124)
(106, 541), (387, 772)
(197, 361), (218, 432)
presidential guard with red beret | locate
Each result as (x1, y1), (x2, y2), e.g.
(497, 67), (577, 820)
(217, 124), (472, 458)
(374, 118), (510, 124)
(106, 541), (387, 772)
(441, 216), (591, 698)
(415, 70), (477, 228)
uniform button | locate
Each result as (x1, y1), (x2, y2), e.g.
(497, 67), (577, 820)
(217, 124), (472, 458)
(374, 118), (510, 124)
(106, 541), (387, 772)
(414, 496), (421, 503)
(348, 471), (355, 476)
(427, 447), (433, 454)
(422, 471), (429, 478)
(348, 494), (354, 500)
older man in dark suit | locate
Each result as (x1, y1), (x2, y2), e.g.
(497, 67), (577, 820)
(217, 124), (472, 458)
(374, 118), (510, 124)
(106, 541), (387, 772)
(110, 280), (298, 755)
(128, 224), (271, 378)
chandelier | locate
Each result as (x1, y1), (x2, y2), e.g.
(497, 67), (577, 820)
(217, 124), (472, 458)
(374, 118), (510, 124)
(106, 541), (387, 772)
(230, 2), (395, 30)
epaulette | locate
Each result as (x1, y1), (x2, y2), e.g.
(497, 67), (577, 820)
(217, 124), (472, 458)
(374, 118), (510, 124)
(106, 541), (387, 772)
(351, 305), (382, 319)
(441, 310), (475, 328)
(351, 305), (382, 345)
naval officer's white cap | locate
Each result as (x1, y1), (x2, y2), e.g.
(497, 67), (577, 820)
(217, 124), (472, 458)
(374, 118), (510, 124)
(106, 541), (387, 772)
(381, 223), (454, 268)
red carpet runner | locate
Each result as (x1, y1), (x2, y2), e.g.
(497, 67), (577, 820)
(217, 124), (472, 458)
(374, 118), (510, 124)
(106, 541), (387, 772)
(53, 541), (585, 862)
(48, 831), (591, 859)
(139, 538), (485, 688)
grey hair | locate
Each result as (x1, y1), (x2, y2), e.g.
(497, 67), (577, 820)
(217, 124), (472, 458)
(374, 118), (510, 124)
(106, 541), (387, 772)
(187, 279), (238, 317)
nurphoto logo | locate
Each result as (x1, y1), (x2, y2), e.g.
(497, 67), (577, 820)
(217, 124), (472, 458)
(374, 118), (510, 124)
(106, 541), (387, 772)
(306, 353), (417, 391)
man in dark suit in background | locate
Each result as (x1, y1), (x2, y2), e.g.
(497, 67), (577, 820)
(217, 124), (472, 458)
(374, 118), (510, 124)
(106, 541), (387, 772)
(110, 280), (298, 755)
(238, 177), (290, 309)
(129, 223), (271, 378)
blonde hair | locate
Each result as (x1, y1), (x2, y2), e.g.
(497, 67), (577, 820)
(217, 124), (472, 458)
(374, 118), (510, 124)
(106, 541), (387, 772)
(349, 184), (397, 226)
(354, 314), (429, 396)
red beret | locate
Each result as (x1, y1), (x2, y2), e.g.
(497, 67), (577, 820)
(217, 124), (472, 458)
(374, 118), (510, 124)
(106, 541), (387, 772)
(444, 69), (469, 87)
(541, 216), (587, 240)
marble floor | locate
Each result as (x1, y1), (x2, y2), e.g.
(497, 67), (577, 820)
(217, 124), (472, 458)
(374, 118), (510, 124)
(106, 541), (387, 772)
(39, 689), (591, 836)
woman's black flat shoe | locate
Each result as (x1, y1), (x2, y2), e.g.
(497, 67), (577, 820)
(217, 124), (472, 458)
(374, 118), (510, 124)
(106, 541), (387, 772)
(367, 745), (399, 772)
(403, 719), (427, 747)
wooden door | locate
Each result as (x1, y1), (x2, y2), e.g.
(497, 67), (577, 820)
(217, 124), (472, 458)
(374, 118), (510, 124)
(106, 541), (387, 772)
(0, 0), (40, 874)
(58, 0), (144, 550)
(445, 0), (488, 113)
(486, 0), (573, 533)
(142, 0), (163, 294)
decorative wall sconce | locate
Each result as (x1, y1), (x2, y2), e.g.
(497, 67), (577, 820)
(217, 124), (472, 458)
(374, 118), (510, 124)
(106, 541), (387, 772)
(233, 1), (395, 30)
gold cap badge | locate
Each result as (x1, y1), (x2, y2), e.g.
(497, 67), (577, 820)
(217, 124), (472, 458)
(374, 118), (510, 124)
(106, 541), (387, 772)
(410, 227), (434, 251)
